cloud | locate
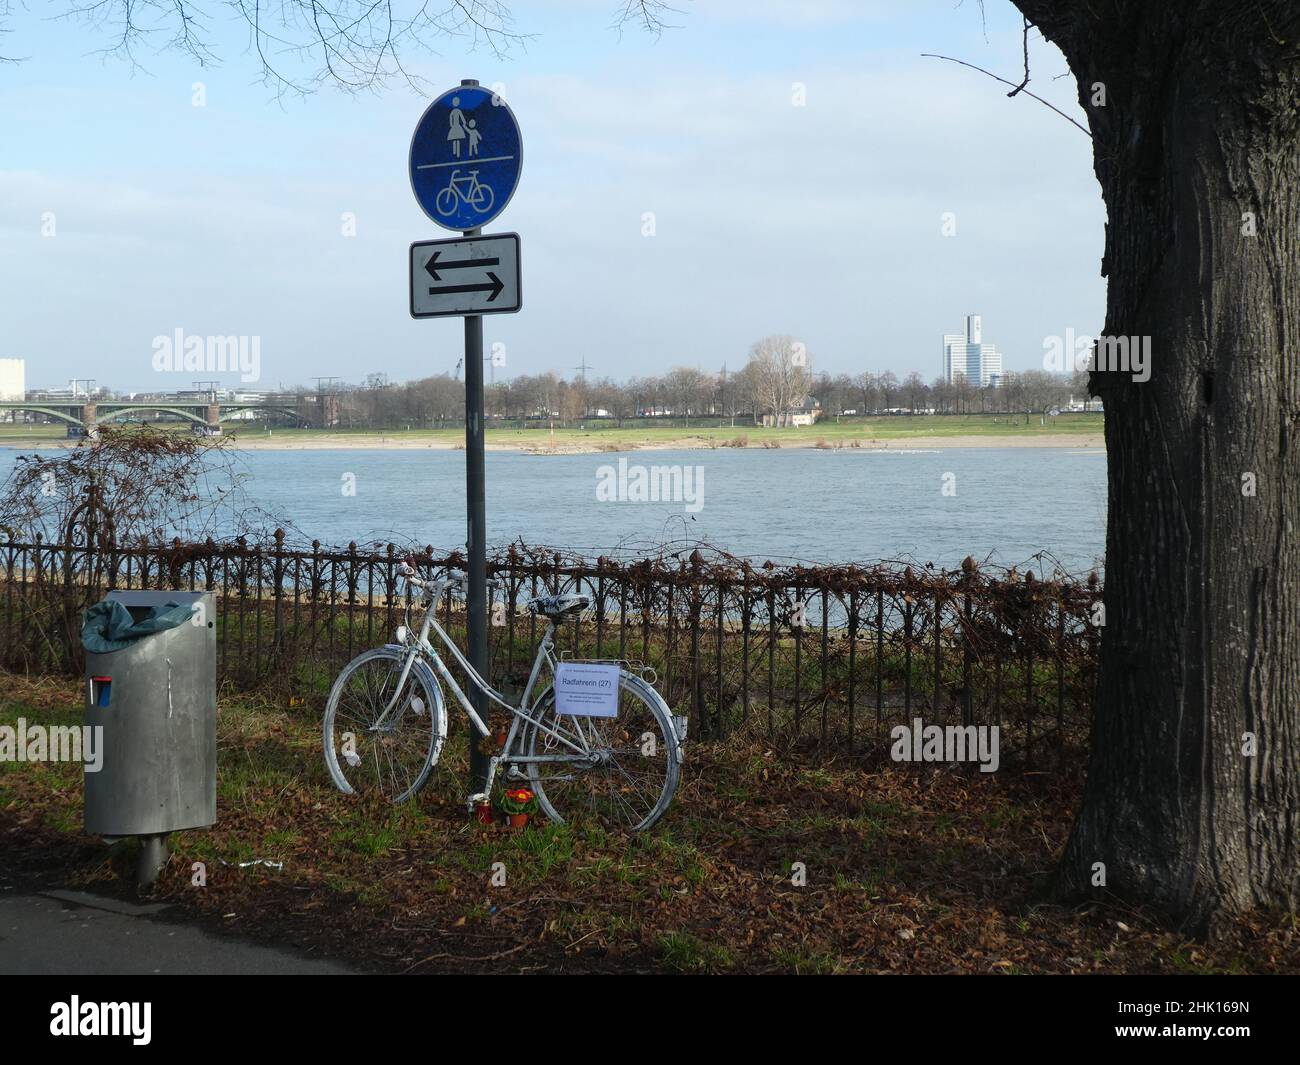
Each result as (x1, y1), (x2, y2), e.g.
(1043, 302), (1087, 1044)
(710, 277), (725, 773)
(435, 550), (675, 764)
(1, 6), (1104, 389)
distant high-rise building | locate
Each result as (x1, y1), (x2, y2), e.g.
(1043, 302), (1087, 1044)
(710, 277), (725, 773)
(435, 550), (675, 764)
(943, 315), (1003, 387)
(0, 358), (25, 401)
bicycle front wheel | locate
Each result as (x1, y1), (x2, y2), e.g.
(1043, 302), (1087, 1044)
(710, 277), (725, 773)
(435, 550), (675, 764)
(523, 672), (680, 831)
(323, 646), (446, 803)
(434, 186), (458, 216)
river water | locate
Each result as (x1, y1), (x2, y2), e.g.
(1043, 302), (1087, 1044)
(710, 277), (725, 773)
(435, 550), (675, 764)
(228, 447), (1104, 574)
(0, 445), (1107, 573)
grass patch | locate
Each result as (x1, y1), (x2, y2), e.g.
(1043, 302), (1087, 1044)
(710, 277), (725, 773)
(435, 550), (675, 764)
(658, 931), (735, 973)
(1, 670), (1295, 975)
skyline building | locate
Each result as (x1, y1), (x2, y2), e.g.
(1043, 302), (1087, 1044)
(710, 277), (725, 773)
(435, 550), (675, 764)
(0, 358), (25, 401)
(942, 315), (1004, 387)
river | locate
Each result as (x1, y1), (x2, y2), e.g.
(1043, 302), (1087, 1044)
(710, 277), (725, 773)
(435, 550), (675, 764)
(0, 444), (1107, 573)
(167, 446), (1110, 575)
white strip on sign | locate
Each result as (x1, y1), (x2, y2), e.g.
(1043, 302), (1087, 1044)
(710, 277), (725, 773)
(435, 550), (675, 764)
(554, 662), (620, 717)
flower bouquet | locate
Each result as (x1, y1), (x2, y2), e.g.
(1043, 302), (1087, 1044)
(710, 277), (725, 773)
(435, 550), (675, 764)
(497, 786), (538, 828)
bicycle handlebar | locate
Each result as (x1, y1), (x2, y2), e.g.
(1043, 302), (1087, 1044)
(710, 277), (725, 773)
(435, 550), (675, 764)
(398, 562), (504, 596)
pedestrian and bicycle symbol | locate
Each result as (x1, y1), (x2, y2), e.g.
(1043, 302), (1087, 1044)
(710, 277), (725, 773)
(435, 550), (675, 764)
(445, 96), (484, 159)
(409, 83), (522, 231)
(437, 169), (493, 217)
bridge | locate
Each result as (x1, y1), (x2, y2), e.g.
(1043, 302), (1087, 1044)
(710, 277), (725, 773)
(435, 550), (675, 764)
(0, 394), (330, 434)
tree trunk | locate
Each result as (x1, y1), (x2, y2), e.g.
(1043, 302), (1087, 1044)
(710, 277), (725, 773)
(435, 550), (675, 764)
(1018, 2), (1300, 931)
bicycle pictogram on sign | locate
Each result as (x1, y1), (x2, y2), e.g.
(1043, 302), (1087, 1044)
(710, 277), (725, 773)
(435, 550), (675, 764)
(409, 84), (522, 231)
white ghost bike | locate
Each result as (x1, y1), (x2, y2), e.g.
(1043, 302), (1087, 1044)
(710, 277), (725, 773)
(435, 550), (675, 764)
(322, 559), (684, 831)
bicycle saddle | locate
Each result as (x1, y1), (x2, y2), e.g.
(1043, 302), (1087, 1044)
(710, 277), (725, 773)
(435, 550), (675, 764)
(527, 593), (590, 620)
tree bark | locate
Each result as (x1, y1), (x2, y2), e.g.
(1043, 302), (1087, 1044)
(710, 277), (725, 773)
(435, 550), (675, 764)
(1015, 1), (1300, 931)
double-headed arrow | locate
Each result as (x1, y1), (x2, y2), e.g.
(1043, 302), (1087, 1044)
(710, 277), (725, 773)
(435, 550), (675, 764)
(425, 250), (499, 281)
(424, 249), (505, 302)
(428, 272), (505, 302)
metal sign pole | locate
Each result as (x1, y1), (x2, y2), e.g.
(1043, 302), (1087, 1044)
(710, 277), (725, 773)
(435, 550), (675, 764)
(463, 231), (489, 794)
(408, 76), (523, 803)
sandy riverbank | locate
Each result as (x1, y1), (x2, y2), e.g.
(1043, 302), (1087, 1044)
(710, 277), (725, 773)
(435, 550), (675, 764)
(1, 431), (1106, 454)
(215, 432), (1105, 453)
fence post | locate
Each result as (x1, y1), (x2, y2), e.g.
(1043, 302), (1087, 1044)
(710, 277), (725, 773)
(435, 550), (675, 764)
(902, 568), (913, 718)
(506, 544), (519, 679)
(308, 540), (321, 693)
(254, 541), (265, 684)
(766, 581), (776, 739)
(933, 580), (942, 719)
(1056, 588), (1066, 734)
(819, 581), (829, 747)
(32, 533), (44, 672)
(595, 561), (606, 660)
(2, 538), (13, 671)
(1025, 569), (1036, 768)
(961, 557), (975, 728)
(345, 541), (359, 666)
(616, 565), (627, 666)
(272, 531), (286, 665)
(847, 586), (857, 749)
(875, 586), (884, 733)
(383, 543), (395, 651)
(740, 561), (751, 728)
(688, 554), (702, 739)
(665, 572), (676, 718)
(714, 574), (725, 738)
(792, 575), (803, 737)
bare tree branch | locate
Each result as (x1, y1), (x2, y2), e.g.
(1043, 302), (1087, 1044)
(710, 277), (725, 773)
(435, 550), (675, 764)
(1007, 14), (1030, 97)
(14, 1), (541, 95)
(5, 1), (686, 86)
(0, 0), (27, 62)
(921, 52), (1092, 138)
(611, 0), (680, 37)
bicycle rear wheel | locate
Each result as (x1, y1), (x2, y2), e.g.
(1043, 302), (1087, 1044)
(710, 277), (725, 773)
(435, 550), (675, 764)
(522, 672), (680, 831)
(322, 647), (446, 803)
(469, 183), (494, 214)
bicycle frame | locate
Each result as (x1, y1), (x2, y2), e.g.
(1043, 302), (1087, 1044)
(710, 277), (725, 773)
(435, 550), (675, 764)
(377, 581), (593, 803)
(447, 170), (482, 201)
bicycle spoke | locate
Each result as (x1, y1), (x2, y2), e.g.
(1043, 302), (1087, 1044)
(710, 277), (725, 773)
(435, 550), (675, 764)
(524, 677), (678, 831)
(606, 754), (658, 809)
(326, 652), (440, 804)
(602, 769), (643, 825)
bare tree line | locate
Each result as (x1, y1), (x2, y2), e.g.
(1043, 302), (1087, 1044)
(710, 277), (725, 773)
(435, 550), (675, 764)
(283, 335), (1094, 430)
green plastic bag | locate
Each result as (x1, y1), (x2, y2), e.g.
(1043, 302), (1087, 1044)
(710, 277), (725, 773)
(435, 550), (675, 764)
(81, 599), (196, 654)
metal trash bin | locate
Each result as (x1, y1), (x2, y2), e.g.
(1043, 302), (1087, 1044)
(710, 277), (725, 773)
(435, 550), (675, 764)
(82, 590), (216, 886)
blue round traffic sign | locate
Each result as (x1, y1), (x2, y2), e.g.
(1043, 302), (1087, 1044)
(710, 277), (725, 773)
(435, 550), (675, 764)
(409, 84), (522, 231)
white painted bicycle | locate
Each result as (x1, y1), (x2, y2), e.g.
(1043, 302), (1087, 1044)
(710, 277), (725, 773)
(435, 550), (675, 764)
(322, 558), (684, 831)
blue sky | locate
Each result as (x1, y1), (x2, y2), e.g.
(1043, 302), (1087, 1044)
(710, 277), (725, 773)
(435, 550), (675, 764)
(0, 1), (1105, 392)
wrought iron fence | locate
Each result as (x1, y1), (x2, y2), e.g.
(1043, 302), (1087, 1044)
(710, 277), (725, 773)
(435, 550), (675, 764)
(0, 530), (1102, 764)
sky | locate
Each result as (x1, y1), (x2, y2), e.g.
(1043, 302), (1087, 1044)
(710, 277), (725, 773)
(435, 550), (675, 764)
(0, 0), (1106, 393)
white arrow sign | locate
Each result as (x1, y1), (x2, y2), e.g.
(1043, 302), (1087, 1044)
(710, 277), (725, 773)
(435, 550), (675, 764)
(409, 233), (521, 318)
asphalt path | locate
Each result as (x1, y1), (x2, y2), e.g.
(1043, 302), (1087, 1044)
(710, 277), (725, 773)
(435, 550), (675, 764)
(0, 890), (355, 975)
